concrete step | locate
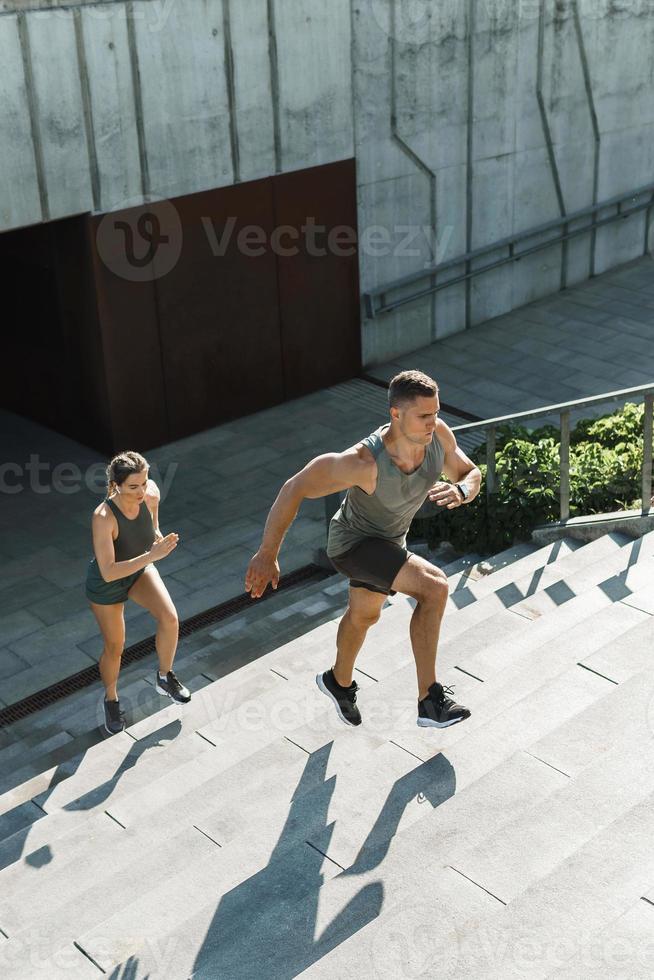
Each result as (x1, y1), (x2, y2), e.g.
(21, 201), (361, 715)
(359, 600), (648, 763)
(580, 612), (654, 683)
(0, 662), (297, 859)
(459, 562), (654, 679)
(356, 534), (649, 688)
(0, 736), (337, 950)
(0, 593), (624, 948)
(70, 742), (561, 980)
(546, 898), (654, 978)
(0, 662), (345, 876)
(0, 671), (210, 822)
(0, 578), (344, 802)
(293, 772), (654, 980)
(21, 664), (302, 821)
(79, 660), (635, 980)
(77, 593), (620, 882)
(1, 525), (651, 977)
(445, 532), (632, 636)
(447, 790), (654, 980)
(82, 560), (642, 872)
(450, 697), (654, 903)
(372, 532), (635, 663)
(446, 536), (582, 602)
(455, 551), (654, 682)
(2, 531), (647, 866)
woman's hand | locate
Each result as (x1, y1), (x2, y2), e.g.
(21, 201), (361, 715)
(153, 528), (164, 543)
(149, 532), (179, 562)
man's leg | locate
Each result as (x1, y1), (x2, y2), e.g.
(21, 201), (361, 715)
(391, 554), (449, 700)
(333, 585), (387, 688)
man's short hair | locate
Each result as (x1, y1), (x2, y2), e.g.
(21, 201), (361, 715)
(388, 370), (439, 409)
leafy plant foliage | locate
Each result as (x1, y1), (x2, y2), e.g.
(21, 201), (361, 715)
(411, 402), (645, 555)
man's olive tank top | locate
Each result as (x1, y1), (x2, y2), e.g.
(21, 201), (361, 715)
(327, 423), (445, 558)
(105, 497), (155, 560)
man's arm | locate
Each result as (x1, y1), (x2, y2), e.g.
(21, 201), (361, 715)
(428, 420), (482, 510)
(245, 448), (374, 599)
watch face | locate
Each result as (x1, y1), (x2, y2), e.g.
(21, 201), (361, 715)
(457, 483), (469, 499)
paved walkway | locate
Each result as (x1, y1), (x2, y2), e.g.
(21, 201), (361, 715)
(0, 255), (652, 706)
(369, 255), (654, 419)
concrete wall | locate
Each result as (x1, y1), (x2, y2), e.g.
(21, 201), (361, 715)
(1, 0), (653, 366)
(356, 0), (654, 364)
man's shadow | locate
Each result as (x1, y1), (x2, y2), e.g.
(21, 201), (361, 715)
(189, 744), (455, 979)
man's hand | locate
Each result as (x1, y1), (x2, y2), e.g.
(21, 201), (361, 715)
(428, 481), (465, 510)
(245, 549), (280, 599)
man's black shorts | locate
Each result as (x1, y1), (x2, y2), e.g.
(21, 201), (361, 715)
(329, 537), (411, 595)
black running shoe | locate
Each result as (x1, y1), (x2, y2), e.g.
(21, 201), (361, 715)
(155, 670), (191, 704)
(316, 669), (362, 726)
(103, 698), (126, 735)
(417, 682), (471, 728)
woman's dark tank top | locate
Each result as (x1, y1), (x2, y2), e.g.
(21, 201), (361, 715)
(105, 497), (155, 560)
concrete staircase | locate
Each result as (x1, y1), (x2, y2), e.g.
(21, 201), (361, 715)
(1, 530), (653, 979)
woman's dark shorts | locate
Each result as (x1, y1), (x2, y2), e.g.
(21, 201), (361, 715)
(85, 559), (145, 605)
(329, 537), (411, 595)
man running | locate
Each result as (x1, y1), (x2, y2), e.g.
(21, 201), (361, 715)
(245, 370), (481, 729)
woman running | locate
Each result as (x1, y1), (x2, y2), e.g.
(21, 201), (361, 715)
(86, 451), (191, 735)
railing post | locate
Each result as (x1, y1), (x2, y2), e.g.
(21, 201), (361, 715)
(642, 394), (653, 513)
(486, 426), (496, 497)
(560, 410), (571, 522)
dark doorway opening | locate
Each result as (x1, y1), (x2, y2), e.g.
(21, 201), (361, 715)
(0, 159), (361, 454)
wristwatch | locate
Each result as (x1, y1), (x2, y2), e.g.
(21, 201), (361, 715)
(455, 482), (470, 502)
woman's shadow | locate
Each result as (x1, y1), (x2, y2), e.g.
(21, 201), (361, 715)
(0, 715), (182, 875)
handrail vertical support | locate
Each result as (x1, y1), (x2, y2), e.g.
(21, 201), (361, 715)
(486, 426), (496, 497)
(642, 394), (653, 513)
(560, 410), (571, 522)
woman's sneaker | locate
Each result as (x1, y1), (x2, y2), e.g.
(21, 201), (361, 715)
(155, 670), (191, 704)
(417, 682), (471, 728)
(103, 698), (126, 735)
(316, 669), (362, 726)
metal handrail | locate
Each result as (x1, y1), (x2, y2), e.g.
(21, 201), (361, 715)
(364, 181), (654, 318)
(451, 383), (654, 521)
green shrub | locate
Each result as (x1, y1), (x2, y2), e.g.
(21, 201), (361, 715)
(411, 402), (645, 555)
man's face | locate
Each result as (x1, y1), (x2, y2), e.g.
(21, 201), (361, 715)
(393, 395), (440, 445)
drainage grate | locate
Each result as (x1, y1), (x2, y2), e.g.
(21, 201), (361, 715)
(0, 563), (334, 730)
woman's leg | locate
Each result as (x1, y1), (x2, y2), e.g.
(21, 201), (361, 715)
(127, 566), (179, 673)
(89, 601), (126, 700)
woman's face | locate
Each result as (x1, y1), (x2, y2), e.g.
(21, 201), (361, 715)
(117, 468), (148, 504)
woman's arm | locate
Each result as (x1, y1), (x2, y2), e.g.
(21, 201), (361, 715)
(146, 479), (163, 540)
(91, 506), (177, 581)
